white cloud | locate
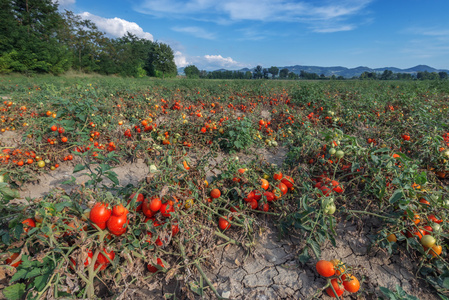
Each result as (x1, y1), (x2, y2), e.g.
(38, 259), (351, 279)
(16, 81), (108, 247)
(79, 12), (153, 41)
(174, 51), (190, 68)
(312, 24), (355, 33)
(136, 0), (373, 27)
(172, 26), (216, 40)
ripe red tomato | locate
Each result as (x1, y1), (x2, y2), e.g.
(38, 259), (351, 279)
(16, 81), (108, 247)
(50, 125), (57, 131)
(260, 179), (269, 190)
(244, 191), (255, 202)
(58, 127), (65, 134)
(343, 274), (360, 293)
(96, 248), (115, 266)
(428, 214), (443, 224)
(252, 190), (262, 201)
(70, 249), (93, 270)
(277, 183), (288, 195)
(90, 203), (111, 227)
(273, 172), (283, 181)
(6, 253), (22, 268)
(107, 214), (128, 236)
(149, 197), (162, 212)
(316, 260), (335, 277)
(142, 199), (156, 218)
(281, 176), (294, 188)
(112, 204), (127, 217)
(326, 278), (345, 297)
(218, 217), (231, 230)
(264, 191), (275, 202)
(128, 193), (144, 211)
(21, 218), (36, 233)
(147, 258), (165, 273)
(210, 189), (221, 199)
(259, 202), (269, 212)
(160, 203), (175, 218)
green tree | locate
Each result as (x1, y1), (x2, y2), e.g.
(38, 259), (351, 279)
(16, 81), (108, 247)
(279, 68), (289, 78)
(268, 66), (279, 79)
(253, 65), (263, 79)
(439, 71), (448, 80)
(184, 65), (200, 78)
(147, 42), (177, 78)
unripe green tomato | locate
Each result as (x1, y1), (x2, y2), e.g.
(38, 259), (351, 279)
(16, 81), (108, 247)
(432, 223), (441, 232)
(329, 148), (336, 155)
(335, 150), (344, 159)
(421, 235), (436, 248)
(324, 203), (336, 215)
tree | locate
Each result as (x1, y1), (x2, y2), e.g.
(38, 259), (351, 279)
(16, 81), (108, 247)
(439, 71), (448, 80)
(147, 42), (177, 78)
(380, 70), (393, 80)
(253, 65), (263, 79)
(263, 68), (269, 79)
(268, 66), (279, 79)
(279, 68), (289, 78)
(245, 71), (252, 79)
(288, 72), (298, 79)
(184, 65), (200, 78)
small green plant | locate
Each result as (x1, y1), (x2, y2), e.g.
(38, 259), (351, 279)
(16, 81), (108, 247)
(380, 285), (419, 300)
(218, 118), (255, 153)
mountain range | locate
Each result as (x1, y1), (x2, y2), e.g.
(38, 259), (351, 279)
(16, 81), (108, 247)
(178, 65), (449, 78)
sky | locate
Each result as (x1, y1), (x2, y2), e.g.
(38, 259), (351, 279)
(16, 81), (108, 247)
(56, 0), (449, 71)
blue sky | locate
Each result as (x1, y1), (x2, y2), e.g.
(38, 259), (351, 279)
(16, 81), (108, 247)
(57, 0), (449, 71)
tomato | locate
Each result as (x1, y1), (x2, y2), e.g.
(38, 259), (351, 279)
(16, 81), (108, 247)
(264, 191), (275, 202)
(343, 274), (360, 293)
(128, 193), (144, 211)
(112, 204), (127, 217)
(252, 190), (262, 201)
(218, 217), (231, 230)
(248, 199), (258, 209)
(148, 197), (162, 212)
(171, 221), (180, 236)
(273, 172), (283, 181)
(330, 259), (345, 276)
(335, 150), (344, 159)
(316, 260), (335, 277)
(21, 218), (36, 233)
(37, 160), (45, 168)
(325, 278), (345, 297)
(58, 127), (65, 134)
(238, 168), (246, 174)
(427, 245), (442, 258)
(281, 176), (294, 189)
(420, 235), (436, 248)
(160, 203), (174, 218)
(259, 202), (269, 212)
(428, 214), (443, 224)
(90, 203), (112, 227)
(324, 203), (336, 215)
(318, 186), (332, 197)
(96, 248), (115, 266)
(50, 125), (57, 131)
(423, 225), (433, 235)
(107, 214), (128, 236)
(387, 233), (397, 242)
(260, 178), (269, 190)
(147, 258), (165, 273)
(277, 183), (288, 195)
(210, 189), (221, 199)
(70, 249), (93, 270)
(244, 191), (255, 202)
(6, 252), (22, 268)
(419, 198), (430, 205)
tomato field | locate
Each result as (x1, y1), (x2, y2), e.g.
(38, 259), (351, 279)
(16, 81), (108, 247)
(1, 76), (449, 299)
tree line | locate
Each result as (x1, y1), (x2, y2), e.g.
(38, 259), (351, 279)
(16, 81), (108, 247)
(0, 0), (177, 77)
(184, 65), (449, 81)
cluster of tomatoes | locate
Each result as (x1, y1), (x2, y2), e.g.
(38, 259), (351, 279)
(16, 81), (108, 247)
(218, 170), (294, 230)
(315, 259), (360, 297)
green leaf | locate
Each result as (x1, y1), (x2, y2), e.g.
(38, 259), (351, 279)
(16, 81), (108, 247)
(13, 224), (23, 239)
(2, 232), (11, 245)
(73, 164), (86, 173)
(389, 190), (403, 204)
(106, 172), (119, 185)
(55, 201), (72, 212)
(442, 277), (449, 289)
(62, 176), (76, 185)
(34, 273), (50, 291)
(2, 283), (26, 300)
(10, 269), (27, 282)
(307, 239), (321, 259)
(25, 268), (42, 279)
(0, 184), (20, 201)
(298, 248), (310, 264)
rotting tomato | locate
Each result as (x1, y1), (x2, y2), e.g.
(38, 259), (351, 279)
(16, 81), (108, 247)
(6, 252), (22, 268)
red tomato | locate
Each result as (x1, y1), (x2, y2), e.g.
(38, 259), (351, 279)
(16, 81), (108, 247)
(264, 191), (275, 202)
(95, 248), (115, 270)
(244, 191), (255, 202)
(218, 217), (231, 230)
(149, 197), (162, 212)
(107, 214), (128, 236)
(281, 176), (294, 188)
(147, 258), (165, 273)
(90, 203), (112, 226)
(160, 203), (175, 218)
(326, 278), (345, 297)
(21, 218), (36, 233)
(6, 253), (22, 268)
(316, 260), (335, 277)
(273, 172), (283, 181)
(252, 190), (262, 201)
(128, 193), (144, 211)
(277, 183), (288, 195)
(112, 204), (127, 217)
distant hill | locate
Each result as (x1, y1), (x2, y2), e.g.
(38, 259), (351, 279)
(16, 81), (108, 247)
(178, 64), (449, 78)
